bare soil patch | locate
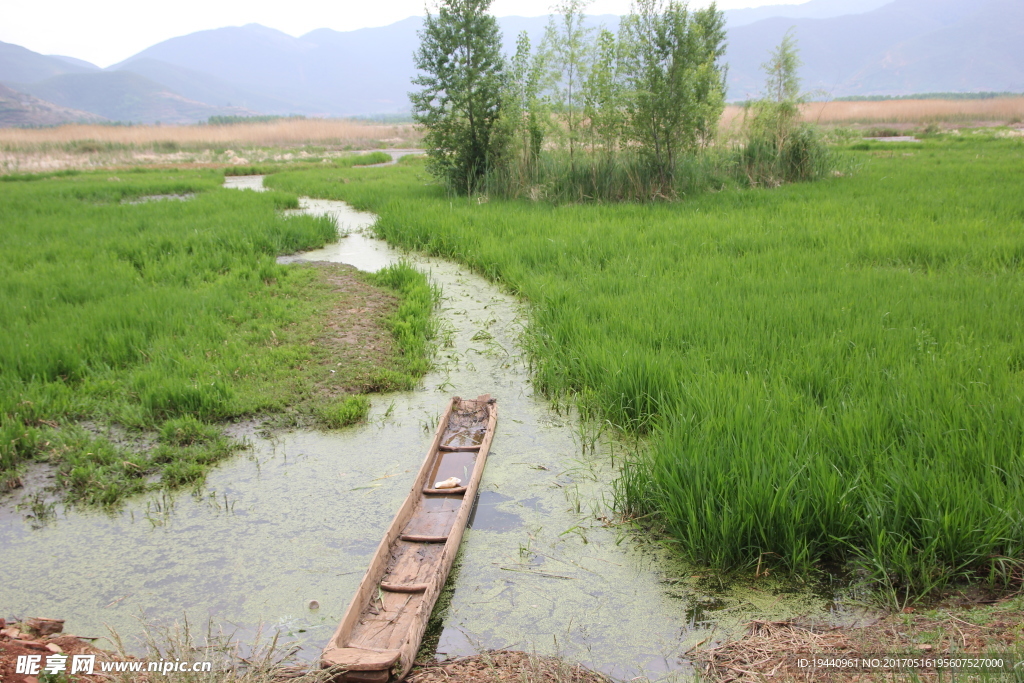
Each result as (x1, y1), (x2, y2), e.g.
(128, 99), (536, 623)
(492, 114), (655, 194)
(0, 621), (123, 683)
(307, 261), (401, 398)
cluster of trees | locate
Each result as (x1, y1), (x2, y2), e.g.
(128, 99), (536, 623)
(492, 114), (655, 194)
(411, 0), (728, 197)
(412, 0), (829, 199)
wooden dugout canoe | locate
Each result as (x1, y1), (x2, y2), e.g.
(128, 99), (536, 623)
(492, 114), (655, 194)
(321, 394), (498, 682)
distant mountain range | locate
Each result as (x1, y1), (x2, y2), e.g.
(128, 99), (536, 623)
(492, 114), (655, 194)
(0, 82), (105, 127)
(1, 0), (1021, 126)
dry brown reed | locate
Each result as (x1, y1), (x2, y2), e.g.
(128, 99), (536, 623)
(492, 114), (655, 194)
(0, 118), (422, 150)
(722, 97), (1024, 129)
(4, 98), (1018, 152)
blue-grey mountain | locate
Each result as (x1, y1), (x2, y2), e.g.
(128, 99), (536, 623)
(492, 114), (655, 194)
(0, 0), (1020, 125)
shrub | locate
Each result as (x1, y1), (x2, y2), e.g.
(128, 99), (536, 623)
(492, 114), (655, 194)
(739, 32), (836, 186)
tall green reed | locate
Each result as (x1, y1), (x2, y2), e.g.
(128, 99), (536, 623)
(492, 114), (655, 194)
(270, 137), (1024, 599)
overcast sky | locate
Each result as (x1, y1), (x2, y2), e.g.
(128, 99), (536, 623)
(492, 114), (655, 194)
(4, 0), (805, 68)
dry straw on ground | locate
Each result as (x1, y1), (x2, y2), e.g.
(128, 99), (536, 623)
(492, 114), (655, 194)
(409, 651), (611, 683)
(697, 596), (1024, 683)
(721, 97), (1024, 129)
(0, 118), (421, 150)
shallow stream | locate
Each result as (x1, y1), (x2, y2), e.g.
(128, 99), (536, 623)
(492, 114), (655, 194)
(0, 175), (845, 680)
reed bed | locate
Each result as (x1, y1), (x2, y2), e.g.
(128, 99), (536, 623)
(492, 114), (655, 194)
(267, 134), (1024, 601)
(721, 97), (1024, 128)
(2, 98), (1019, 153)
(0, 118), (422, 150)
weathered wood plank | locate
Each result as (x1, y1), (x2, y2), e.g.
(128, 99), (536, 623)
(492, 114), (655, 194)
(321, 395), (497, 682)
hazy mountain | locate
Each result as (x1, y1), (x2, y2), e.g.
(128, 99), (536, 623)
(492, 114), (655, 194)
(841, 0), (1024, 94)
(112, 19), (424, 115)
(112, 24), (316, 94)
(9, 71), (258, 124)
(114, 58), (300, 114)
(104, 0), (1021, 113)
(0, 82), (107, 127)
(1, 0), (1020, 126)
(725, 0), (894, 27)
(725, 0), (1024, 98)
(47, 55), (101, 70)
(0, 40), (97, 83)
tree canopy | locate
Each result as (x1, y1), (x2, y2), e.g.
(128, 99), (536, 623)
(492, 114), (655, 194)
(410, 0), (507, 194)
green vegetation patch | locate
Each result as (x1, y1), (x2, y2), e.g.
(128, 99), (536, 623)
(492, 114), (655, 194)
(315, 395), (371, 429)
(0, 168), (433, 505)
(223, 151), (392, 177)
(206, 114), (308, 125)
(269, 136), (1024, 601)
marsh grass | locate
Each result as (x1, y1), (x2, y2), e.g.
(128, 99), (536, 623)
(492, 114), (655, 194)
(364, 261), (439, 380)
(269, 137), (1024, 601)
(93, 615), (603, 683)
(0, 168), (434, 504)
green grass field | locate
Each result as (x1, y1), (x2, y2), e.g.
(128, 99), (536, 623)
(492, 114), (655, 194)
(0, 163), (433, 506)
(267, 133), (1024, 601)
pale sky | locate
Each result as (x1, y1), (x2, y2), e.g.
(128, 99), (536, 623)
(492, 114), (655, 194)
(3, 0), (804, 68)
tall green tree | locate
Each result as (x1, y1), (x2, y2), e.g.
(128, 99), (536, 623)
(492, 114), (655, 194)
(688, 7), (729, 150)
(410, 0), (507, 194)
(763, 28), (801, 104)
(619, 0), (727, 191)
(748, 28), (803, 151)
(504, 31), (547, 175)
(582, 27), (625, 156)
(741, 29), (831, 184)
(542, 0), (594, 173)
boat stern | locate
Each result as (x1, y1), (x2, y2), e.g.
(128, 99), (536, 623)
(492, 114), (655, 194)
(320, 646), (401, 683)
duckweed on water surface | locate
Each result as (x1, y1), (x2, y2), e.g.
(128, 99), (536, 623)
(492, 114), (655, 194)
(267, 135), (1024, 601)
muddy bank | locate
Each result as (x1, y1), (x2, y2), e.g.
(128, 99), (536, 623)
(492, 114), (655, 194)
(0, 618), (118, 683)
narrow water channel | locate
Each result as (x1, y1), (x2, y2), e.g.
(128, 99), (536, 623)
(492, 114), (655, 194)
(0, 176), (836, 681)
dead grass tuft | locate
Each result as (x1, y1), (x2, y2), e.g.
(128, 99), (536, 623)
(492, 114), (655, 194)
(0, 118), (421, 150)
(697, 595), (1024, 682)
(410, 651), (611, 683)
(721, 97), (1024, 129)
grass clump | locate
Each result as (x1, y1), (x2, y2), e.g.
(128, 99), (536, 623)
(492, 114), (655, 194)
(103, 619), (334, 683)
(338, 151), (391, 167)
(365, 261), (438, 382)
(315, 395), (371, 429)
(153, 416), (239, 488)
(223, 151), (392, 177)
(269, 134), (1024, 603)
(159, 415), (224, 446)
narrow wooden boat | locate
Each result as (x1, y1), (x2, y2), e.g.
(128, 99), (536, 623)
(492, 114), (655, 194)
(321, 394), (498, 682)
